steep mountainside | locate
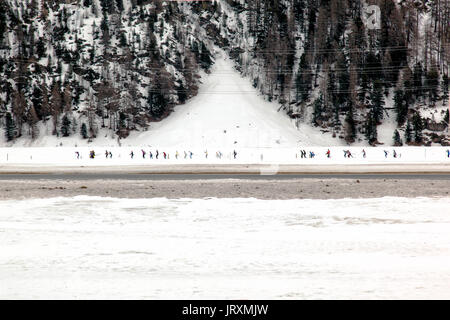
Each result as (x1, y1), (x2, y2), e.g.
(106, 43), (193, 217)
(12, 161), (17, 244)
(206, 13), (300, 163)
(0, 0), (449, 146)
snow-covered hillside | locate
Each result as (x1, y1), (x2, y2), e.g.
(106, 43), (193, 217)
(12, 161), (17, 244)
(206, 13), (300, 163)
(0, 0), (448, 147)
(129, 52), (346, 148)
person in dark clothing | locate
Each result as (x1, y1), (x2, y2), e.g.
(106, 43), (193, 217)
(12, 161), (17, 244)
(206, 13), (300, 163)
(156, 150), (159, 159)
(105, 150), (109, 158)
(109, 151), (112, 158)
(130, 151), (134, 159)
(141, 149), (146, 159)
(233, 150), (237, 159)
(149, 151), (153, 159)
(362, 149), (366, 158)
(75, 151), (80, 159)
(163, 152), (167, 159)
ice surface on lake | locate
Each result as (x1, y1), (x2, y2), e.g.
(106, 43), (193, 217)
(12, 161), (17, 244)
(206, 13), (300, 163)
(1, 196), (450, 299)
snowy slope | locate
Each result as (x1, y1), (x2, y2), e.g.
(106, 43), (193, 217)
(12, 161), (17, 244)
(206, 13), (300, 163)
(121, 52), (345, 148)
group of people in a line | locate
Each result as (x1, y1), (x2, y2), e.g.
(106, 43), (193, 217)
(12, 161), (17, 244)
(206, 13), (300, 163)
(128, 149), (237, 160)
(76, 149), (449, 160)
(297, 149), (406, 159)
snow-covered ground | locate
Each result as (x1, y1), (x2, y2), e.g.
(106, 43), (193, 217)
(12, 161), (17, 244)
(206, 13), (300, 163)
(1, 196), (449, 299)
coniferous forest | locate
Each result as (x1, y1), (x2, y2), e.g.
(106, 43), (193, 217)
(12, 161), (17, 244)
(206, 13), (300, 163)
(0, 0), (449, 145)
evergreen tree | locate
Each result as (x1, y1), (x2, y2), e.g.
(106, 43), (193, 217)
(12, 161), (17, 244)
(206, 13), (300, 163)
(344, 105), (356, 143)
(4, 112), (16, 141)
(118, 112), (126, 129)
(393, 88), (407, 126)
(61, 115), (71, 137)
(312, 94), (323, 126)
(425, 66), (439, 103)
(295, 53), (311, 103)
(413, 62), (423, 100)
(370, 80), (385, 124)
(199, 42), (213, 71)
(365, 111), (377, 144)
(405, 120), (412, 143)
(81, 123), (88, 139)
(393, 129), (402, 146)
(412, 113), (424, 143)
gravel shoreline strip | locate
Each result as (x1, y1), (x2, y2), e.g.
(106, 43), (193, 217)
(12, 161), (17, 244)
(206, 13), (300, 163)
(0, 178), (449, 200)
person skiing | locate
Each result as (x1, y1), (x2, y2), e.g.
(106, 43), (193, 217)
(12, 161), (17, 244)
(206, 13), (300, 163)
(233, 150), (237, 159)
(175, 151), (179, 159)
(393, 150), (397, 158)
(204, 150), (208, 159)
(384, 150), (388, 158)
(130, 151), (134, 159)
(156, 150), (159, 159)
(149, 151), (153, 159)
(347, 150), (353, 158)
(447, 149), (450, 158)
(105, 150), (109, 158)
(141, 149), (146, 159)
(75, 151), (80, 159)
(90, 150), (95, 159)
(362, 149), (366, 158)
(326, 149), (331, 158)
(163, 152), (167, 159)
(189, 151), (193, 159)
(343, 150), (348, 158)
(109, 151), (112, 158)
(309, 151), (315, 158)
(184, 151), (188, 159)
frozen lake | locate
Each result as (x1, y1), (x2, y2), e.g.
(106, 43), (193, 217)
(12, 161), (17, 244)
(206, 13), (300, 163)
(1, 196), (450, 299)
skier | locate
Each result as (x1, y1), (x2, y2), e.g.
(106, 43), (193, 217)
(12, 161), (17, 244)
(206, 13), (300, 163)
(130, 151), (134, 159)
(447, 149), (450, 158)
(347, 150), (353, 158)
(163, 152), (167, 159)
(189, 151), (193, 159)
(149, 151), (153, 159)
(384, 150), (389, 158)
(343, 150), (348, 158)
(156, 150), (159, 159)
(109, 151), (112, 158)
(75, 151), (80, 159)
(326, 149), (331, 158)
(184, 151), (188, 159)
(105, 150), (109, 158)
(233, 150), (237, 159)
(362, 149), (366, 158)
(393, 150), (397, 158)
(90, 150), (95, 159)
(141, 149), (146, 159)
(309, 151), (315, 158)
(175, 151), (179, 159)
(205, 150), (208, 159)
